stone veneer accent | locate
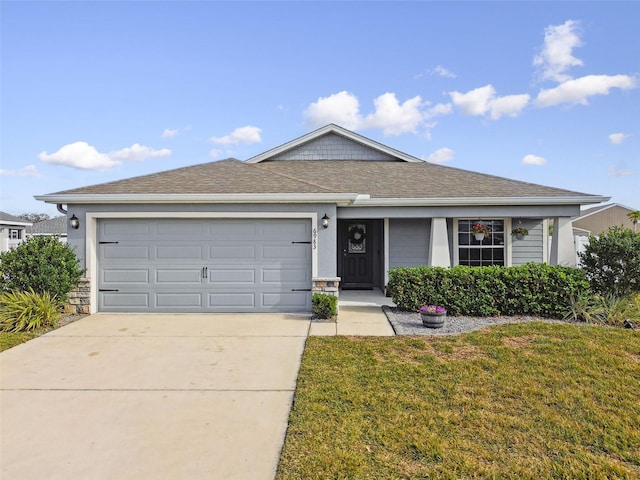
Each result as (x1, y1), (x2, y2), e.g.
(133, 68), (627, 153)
(312, 277), (341, 297)
(64, 277), (90, 314)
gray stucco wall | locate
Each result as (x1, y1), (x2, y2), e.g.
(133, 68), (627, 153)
(511, 219), (545, 265)
(389, 218), (430, 268)
(269, 133), (398, 161)
(65, 203), (338, 278)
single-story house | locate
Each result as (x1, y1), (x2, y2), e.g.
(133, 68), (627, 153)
(35, 124), (608, 314)
(572, 203), (638, 237)
(25, 216), (68, 243)
(0, 211), (32, 253)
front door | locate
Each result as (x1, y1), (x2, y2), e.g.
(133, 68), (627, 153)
(339, 220), (374, 289)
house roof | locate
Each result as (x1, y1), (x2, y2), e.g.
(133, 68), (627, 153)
(35, 125), (609, 207)
(26, 216), (67, 235)
(574, 203), (637, 221)
(0, 211), (32, 227)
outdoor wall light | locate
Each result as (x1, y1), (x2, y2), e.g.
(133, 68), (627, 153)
(322, 214), (330, 229)
(69, 214), (80, 230)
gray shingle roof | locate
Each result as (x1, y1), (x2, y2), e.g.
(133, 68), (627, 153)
(26, 216), (67, 235)
(0, 211), (31, 224)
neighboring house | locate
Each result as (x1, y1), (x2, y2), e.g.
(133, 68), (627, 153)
(572, 203), (638, 237)
(0, 211), (32, 253)
(25, 216), (68, 243)
(35, 124), (609, 314)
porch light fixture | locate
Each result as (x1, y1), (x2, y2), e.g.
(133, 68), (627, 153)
(322, 214), (330, 229)
(69, 214), (80, 230)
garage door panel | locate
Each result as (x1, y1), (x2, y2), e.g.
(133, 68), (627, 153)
(155, 293), (202, 307)
(98, 218), (311, 313)
(209, 269), (255, 284)
(209, 246), (256, 260)
(103, 269), (149, 283)
(156, 269), (202, 284)
(156, 245), (203, 260)
(208, 293), (256, 308)
(101, 245), (150, 260)
(102, 293), (149, 308)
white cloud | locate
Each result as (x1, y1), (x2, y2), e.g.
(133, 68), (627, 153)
(489, 94), (531, 119)
(162, 128), (179, 139)
(430, 65), (457, 78)
(449, 85), (529, 119)
(363, 93), (424, 135)
(0, 164), (40, 177)
(424, 103), (453, 119)
(208, 149), (222, 159)
(535, 74), (637, 107)
(425, 147), (455, 164)
(38, 142), (171, 170)
(109, 144), (171, 162)
(609, 133), (629, 145)
(533, 20), (583, 83)
(522, 154), (547, 166)
(210, 126), (262, 145)
(304, 91), (430, 136)
(303, 91), (363, 130)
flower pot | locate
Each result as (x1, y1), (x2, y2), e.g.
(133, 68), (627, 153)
(474, 233), (485, 241)
(515, 232), (524, 240)
(421, 312), (446, 329)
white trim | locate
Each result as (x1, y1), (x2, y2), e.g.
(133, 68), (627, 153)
(351, 195), (609, 207)
(383, 218), (390, 286)
(246, 124), (423, 164)
(85, 211), (319, 314)
(506, 218), (513, 266)
(36, 193), (361, 205)
(542, 218), (549, 263)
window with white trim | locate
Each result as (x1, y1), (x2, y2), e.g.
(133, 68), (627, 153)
(9, 229), (21, 240)
(457, 219), (505, 267)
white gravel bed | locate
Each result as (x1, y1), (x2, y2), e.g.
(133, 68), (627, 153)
(383, 306), (566, 336)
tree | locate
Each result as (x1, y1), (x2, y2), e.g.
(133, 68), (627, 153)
(0, 236), (84, 302)
(19, 213), (51, 223)
(579, 226), (640, 297)
(628, 210), (640, 232)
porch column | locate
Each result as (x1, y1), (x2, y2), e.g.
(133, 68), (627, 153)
(549, 217), (576, 266)
(428, 217), (451, 267)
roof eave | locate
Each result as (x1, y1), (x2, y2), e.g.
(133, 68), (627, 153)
(34, 193), (363, 206)
(351, 195), (611, 207)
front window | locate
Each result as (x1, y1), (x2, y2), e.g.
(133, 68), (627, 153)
(458, 219), (505, 267)
(9, 229), (21, 240)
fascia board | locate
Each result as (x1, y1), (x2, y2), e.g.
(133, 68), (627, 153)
(34, 193), (362, 205)
(350, 195), (611, 207)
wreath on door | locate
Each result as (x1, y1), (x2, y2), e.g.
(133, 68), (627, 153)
(348, 226), (366, 245)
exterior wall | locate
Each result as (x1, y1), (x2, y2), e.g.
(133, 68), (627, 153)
(511, 219), (544, 265)
(64, 278), (90, 314)
(389, 218), (430, 268)
(573, 205), (636, 235)
(268, 133), (397, 161)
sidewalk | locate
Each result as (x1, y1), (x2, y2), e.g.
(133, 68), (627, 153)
(309, 289), (396, 336)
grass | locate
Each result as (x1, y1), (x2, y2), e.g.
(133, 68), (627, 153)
(277, 322), (640, 479)
(0, 331), (42, 352)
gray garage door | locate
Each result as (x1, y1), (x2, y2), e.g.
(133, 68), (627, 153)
(98, 218), (312, 312)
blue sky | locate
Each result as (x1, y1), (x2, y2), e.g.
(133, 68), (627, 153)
(1, 1), (638, 216)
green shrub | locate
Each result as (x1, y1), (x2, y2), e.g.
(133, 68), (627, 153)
(0, 289), (61, 332)
(579, 226), (640, 297)
(0, 236), (84, 302)
(564, 293), (640, 326)
(387, 263), (589, 318)
(312, 293), (337, 320)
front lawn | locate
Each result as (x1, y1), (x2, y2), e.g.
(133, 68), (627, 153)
(277, 322), (640, 479)
(0, 331), (41, 352)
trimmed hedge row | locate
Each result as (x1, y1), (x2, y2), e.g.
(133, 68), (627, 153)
(387, 263), (589, 318)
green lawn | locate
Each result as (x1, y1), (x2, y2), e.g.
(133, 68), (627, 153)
(277, 322), (640, 479)
(0, 331), (42, 352)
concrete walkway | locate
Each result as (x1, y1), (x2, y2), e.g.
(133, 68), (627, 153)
(0, 313), (310, 480)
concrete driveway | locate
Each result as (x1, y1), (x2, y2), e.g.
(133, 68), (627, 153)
(0, 313), (310, 480)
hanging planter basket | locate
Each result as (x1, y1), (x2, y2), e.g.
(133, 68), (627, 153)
(474, 232), (485, 241)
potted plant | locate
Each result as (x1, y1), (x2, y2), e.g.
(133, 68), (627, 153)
(419, 305), (447, 328)
(511, 226), (529, 240)
(470, 223), (489, 241)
